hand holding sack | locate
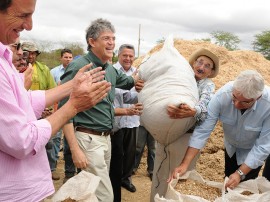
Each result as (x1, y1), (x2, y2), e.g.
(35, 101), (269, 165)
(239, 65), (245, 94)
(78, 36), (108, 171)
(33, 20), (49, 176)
(138, 35), (199, 145)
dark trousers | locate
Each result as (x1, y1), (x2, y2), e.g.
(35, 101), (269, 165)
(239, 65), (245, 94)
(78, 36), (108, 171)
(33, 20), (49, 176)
(109, 127), (137, 202)
(225, 150), (262, 181)
(134, 126), (156, 174)
(263, 155), (270, 181)
(63, 137), (77, 177)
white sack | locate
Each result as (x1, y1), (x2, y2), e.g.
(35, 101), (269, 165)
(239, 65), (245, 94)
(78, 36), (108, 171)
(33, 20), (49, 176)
(51, 171), (100, 202)
(154, 170), (223, 202)
(155, 170), (270, 202)
(219, 177), (270, 202)
(138, 35), (199, 145)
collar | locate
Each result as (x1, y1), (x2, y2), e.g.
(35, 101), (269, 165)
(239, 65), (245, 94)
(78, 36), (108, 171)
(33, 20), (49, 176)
(86, 50), (110, 70)
(59, 64), (65, 71)
(114, 61), (136, 73)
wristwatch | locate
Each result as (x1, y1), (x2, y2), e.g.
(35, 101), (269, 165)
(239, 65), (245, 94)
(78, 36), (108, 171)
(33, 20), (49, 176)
(237, 169), (246, 180)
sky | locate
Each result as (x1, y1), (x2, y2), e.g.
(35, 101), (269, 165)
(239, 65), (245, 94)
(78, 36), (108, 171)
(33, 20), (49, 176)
(21, 0), (270, 57)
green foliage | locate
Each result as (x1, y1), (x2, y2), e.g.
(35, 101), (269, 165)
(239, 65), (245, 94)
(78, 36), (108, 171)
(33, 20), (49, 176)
(201, 38), (211, 42)
(112, 54), (118, 64)
(210, 31), (240, 51)
(29, 40), (85, 69)
(252, 30), (270, 60)
(195, 38), (211, 42)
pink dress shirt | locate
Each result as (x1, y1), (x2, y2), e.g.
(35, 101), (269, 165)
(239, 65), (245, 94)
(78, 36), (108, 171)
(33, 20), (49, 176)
(0, 43), (54, 201)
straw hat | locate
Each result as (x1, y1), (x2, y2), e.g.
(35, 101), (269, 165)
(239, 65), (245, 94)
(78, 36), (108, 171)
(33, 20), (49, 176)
(189, 48), (219, 78)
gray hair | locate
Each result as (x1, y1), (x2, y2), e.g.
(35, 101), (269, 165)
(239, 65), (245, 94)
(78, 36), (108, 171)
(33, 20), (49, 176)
(118, 44), (135, 56)
(233, 70), (264, 99)
(85, 18), (115, 51)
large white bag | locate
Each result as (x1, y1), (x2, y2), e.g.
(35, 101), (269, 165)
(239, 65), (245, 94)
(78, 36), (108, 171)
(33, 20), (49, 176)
(51, 171), (100, 202)
(138, 35), (199, 145)
(155, 170), (223, 202)
(155, 170), (270, 202)
(219, 177), (270, 202)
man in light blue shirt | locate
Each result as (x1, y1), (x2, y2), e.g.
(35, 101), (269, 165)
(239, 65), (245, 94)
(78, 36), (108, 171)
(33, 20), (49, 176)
(50, 48), (74, 181)
(169, 70), (270, 189)
(50, 48), (73, 84)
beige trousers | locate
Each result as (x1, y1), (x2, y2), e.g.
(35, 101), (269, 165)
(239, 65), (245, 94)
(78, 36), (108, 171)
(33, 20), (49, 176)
(76, 131), (113, 202)
(150, 132), (199, 202)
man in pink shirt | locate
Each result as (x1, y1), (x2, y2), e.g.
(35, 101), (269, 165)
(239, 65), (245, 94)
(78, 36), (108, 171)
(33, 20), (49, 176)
(0, 0), (111, 201)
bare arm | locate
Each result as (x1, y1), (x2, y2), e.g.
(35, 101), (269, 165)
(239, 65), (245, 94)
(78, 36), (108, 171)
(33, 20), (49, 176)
(225, 163), (252, 189)
(45, 64), (111, 135)
(167, 147), (200, 182)
(115, 103), (143, 116)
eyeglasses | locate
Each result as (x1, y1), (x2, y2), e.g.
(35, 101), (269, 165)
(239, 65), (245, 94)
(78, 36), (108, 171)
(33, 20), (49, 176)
(99, 36), (116, 42)
(232, 94), (255, 106)
(195, 60), (213, 70)
(11, 43), (22, 51)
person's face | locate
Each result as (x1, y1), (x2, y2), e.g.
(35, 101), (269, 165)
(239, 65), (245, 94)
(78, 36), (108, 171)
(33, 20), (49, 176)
(118, 48), (135, 71)
(232, 90), (256, 110)
(89, 31), (115, 64)
(27, 51), (38, 64)
(61, 52), (73, 68)
(192, 56), (214, 81)
(9, 40), (23, 67)
(18, 57), (27, 67)
(0, 0), (36, 45)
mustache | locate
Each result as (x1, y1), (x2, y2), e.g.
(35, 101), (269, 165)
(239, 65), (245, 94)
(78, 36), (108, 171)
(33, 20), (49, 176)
(197, 69), (204, 74)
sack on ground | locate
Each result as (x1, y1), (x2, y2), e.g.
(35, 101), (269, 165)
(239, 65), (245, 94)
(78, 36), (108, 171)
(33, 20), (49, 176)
(138, 35), (199, 145)
(219, 176), (270, 202)
(51, 171), (100, 202)
(155, 170), (270, 202)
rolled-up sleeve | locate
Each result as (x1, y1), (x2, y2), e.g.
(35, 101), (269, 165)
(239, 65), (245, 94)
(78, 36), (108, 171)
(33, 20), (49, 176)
(194, 79), (215, 124)
(189, 91), (220, 149)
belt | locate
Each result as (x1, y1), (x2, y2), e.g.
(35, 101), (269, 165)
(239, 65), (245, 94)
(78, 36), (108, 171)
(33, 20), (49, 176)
(76, 126), (111, 136)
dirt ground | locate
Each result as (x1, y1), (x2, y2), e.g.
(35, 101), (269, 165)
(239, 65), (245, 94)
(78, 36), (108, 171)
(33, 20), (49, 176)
(51, 144), (152, 202)
(51, 39), (268, 201)
(51, 123), (225, 201)
(52, 122), (264, 202)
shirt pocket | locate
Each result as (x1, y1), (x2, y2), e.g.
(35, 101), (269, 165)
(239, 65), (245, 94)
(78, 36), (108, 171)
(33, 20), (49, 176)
(220, 115), (236, 136)
(243, 125), (262, 145)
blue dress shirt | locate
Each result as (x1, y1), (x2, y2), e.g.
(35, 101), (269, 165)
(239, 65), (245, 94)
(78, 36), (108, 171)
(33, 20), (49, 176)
(50, 64), (65, 84)
(189, 81), (270, 169)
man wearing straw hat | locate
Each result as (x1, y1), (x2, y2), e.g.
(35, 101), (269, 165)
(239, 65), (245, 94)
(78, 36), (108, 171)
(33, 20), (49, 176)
(151, 48), (219, 201)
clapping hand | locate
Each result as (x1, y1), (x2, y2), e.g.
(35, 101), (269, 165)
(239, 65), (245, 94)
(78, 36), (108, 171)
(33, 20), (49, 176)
(68, 64), (111, 114)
